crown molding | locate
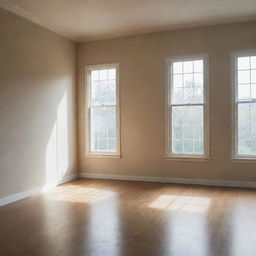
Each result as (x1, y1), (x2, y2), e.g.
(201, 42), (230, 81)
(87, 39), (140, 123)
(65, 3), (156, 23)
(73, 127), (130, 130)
(0, 0), (75, 41)
(1, 0), (256, 43)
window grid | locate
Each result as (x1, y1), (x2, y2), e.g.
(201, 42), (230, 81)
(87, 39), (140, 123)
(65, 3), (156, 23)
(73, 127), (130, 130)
(167, 55), (208, 158)
(170, 105), (204, 156)
(85, 64), (120, 156)
(233, 53), (256, 158)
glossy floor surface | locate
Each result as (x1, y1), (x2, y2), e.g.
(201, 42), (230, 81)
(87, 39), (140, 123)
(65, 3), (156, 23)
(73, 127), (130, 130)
(1, 179), (256, 256)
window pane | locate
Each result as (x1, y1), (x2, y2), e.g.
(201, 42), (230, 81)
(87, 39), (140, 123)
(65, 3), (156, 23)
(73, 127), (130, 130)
(183, 74), (193, 87)
(91, 68), (116, 106)
(172, 106), (204, 154)
(238, 70), (250, 84)
(238, 84), (250, 100)
(173, 62), (182, 74)
(173, 74), (182, 87)
(172, 60), (204, 104)
(193, 87), (204, 103)
(99, 69), (108, 80)
(183, 61), (193, 73)
(91, 70), (99, 81)
(90, 106), (117, 152)
(251, 56), (256, 69)
(252, 84), (256, 98)
(172, 83), (203, 104)
(194, 73), (203, 87)
(251, 70), (256, 83)
(194, 60), (203, 72)
(173, 126), (183, 139)
(237, 103), (256, 156)
(108, 69), (116, 80)
(238, 57), (250, 70)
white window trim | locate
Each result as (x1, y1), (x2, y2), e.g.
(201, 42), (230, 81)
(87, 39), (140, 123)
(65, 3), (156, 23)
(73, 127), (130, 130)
(165, 54), (210, 160)
(85, 63), (121, 158)
(231, 49), (256, 161)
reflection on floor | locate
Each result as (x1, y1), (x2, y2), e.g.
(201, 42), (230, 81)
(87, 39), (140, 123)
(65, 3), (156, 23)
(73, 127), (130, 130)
(1, 178), (256, 256)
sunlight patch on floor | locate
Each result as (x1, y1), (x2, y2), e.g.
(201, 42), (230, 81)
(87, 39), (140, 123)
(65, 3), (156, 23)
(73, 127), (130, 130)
(149, 194), (211, 214)
(48, 185), (115, 203)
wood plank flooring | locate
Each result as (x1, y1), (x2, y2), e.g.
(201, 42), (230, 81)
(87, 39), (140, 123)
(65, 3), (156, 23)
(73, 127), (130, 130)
(1, 178), (256, 256)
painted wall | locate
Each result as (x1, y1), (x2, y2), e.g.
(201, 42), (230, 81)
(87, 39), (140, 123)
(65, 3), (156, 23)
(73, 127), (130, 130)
(0, 8), (77, 198)
(78, 21), (256, 182)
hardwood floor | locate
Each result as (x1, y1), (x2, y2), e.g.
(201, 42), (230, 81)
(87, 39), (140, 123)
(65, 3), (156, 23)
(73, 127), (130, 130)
(1, 178), (256, 256)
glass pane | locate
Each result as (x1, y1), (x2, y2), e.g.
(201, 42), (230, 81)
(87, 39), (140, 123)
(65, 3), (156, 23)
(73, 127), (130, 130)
(184, 140), (193, 152)
(173, 126), (183, 139)
(108, 69), (116, 80)
(251, 56), (256, 69)
(173, 74), (182, 88)
(237, 103), (256, 156)
(193, 87), (204, 103)
(173, 62), (182, 74)
(238, 84), (250, 100)
(238, 57), (250, 70)
(194, 73), (203, 87)
(238, 70), (250, 84)
(91, 80), (116, 106)
(172, 84), (203, 104)
(183, 88), (193, 103)
(183, 126), (193, 139)
(194, 140), (203, 153)
(90, 68), (116, 106)
(251, 70), (256, 83)
(173, 140), (183, 153)
(183, 74), (193, 87)
(172, 106), (204, 155)
(194, 60), (203, 72)
(171, 59), (204, 104)
(251, 84), (256, 98)
(91, 70), (99, 81)
(173, 88), (183, 103)
(183, 61), (193, 73)
(99, 69), (108, 80)
(90, 107), (117, 152)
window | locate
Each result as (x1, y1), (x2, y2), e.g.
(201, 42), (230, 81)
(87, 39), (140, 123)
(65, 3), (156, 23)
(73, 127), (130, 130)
(166, 55), (209, 158)
(232, 51), (256, 159)
(85, 63), (120, 157)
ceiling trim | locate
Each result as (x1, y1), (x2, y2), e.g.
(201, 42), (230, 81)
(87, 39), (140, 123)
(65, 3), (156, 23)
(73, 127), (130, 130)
(1, 0), (256, 43)
(0, 0), (75, 41)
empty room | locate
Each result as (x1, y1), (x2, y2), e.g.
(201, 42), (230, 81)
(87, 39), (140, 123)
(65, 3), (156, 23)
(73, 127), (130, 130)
(1, 0), (256, 255)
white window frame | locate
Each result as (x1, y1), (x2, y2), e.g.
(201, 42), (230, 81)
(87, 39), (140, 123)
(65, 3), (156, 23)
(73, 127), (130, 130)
(165, 54), (210, 160)
(85, 63), (121, 157)
(231, 50), (256, 161)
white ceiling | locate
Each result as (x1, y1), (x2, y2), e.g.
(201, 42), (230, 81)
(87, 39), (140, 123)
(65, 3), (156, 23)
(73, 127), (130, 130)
(1, 0), (256, 42)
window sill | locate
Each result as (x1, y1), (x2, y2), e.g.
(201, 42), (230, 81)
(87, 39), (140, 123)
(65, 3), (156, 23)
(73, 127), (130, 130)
(230, 158), (256, 163)
(164, 156), (210, 162)
(85, 153), (121, 159)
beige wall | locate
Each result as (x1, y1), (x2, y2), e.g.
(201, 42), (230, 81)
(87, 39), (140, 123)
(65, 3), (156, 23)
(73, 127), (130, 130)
(78, 21), (256, 182)
(0, 8), (77, 198)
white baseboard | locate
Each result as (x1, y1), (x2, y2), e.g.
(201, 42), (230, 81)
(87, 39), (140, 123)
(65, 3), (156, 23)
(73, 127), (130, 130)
(79, 173), (256, 189)
(0, 174), (78, 207)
